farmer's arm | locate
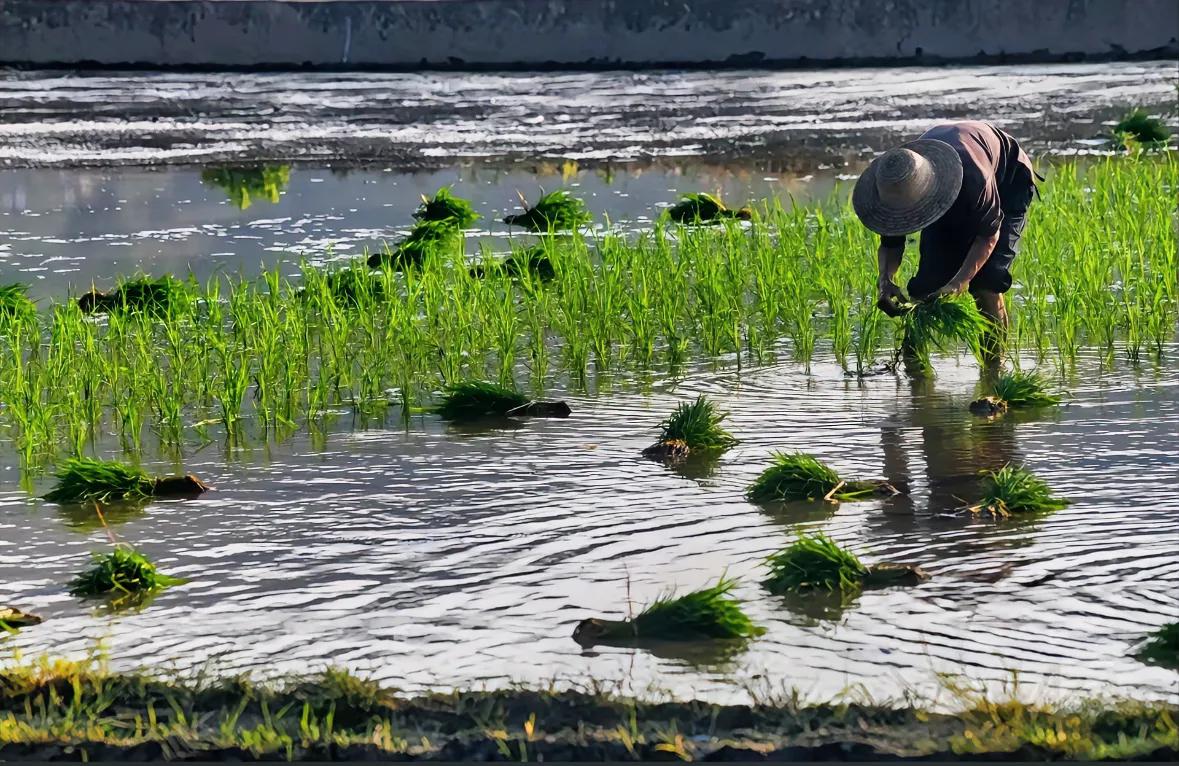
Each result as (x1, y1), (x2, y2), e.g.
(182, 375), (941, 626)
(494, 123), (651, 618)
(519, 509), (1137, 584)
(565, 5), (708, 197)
(931, 229), (1000, 297)
(876, 237), (907, 312)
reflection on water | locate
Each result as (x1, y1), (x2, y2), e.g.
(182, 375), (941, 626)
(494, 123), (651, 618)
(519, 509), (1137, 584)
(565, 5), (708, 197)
(199, 165), (291, 210)
(1, 350), (1176, 706)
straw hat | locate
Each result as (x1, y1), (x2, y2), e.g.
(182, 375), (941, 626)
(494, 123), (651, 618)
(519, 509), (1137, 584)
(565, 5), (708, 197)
(852, 140), (963, 236)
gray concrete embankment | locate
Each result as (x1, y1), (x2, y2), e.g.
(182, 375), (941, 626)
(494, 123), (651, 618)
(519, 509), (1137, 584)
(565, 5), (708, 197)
(1, 0), (1176, 70)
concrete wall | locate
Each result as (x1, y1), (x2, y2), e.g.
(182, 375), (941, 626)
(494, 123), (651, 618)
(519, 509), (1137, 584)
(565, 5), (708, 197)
(1, 0), (1176, 70)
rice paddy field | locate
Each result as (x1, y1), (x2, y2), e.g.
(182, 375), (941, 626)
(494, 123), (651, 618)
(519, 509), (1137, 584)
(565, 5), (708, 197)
(0, 61), (1177, 740)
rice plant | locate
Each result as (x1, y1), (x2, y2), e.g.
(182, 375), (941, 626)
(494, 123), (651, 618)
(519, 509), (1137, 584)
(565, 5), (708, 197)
(200, 165), (290, 209)
(654, 395), (738, 450)
(745, 452), (893, 503)
(413, 186), (479, 228)
(665, 193), (753, 224)
(763, 533), (868, 595)
(0, 283), (36, 322)
(433, 380), (529, 421)
(991, 370), (1061, 407)
(366, 219), (461, 269)
(77, 276), (183, 316)
(1134, 622), (1179, 668)
(503, 189), (592, 231)
(572, 576), (763, 645)
(469, 246), (556, 280)
(44, 458), (156, 504)
(971, 464), (1070, 518)
(1112, 109), (1171, 150)
(901, 294), (992, 370)
(68, 546), (184, 598)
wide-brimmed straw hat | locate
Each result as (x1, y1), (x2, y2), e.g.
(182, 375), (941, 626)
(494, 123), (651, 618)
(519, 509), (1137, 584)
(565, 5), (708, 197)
(852, 139), (963, 236)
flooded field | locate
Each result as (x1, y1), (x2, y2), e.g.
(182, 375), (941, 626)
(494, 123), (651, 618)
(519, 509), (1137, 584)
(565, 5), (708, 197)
(0, 61), (1177, 715)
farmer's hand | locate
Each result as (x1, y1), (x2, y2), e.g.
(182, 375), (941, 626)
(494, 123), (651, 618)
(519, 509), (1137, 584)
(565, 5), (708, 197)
(929, 280), (968, 300)
(876, 280), (908, 317)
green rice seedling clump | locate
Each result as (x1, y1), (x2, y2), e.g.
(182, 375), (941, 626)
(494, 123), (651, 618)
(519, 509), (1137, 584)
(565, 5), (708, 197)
(434, 380), (529, 421)
(992, 370), (1061, 407)
(503, 189), (592, 231)
(901, 294), (991, 367)
(367, 219), (460, 268)
(764, 532), (868, 595)
(44, 458), (156, 504)
(1113, 109), (1171, 149)
(746, 452), (889, 503)
(1134, 622), (1179, 668)
(77, 275), (183, 316)
(68, 546), (183, 597)
(973, 464), (1070, 517)
(656, 395), (738, 450)
(200, 165), (290, 209)
(413, 187), (479, 228)
(665, 192), (752, 224)
(0, 283), (36, 322)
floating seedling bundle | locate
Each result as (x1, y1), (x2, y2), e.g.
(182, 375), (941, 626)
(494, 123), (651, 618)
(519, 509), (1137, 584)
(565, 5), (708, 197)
(433, 380), (570, 421)
(1112, 109), (1171, 150)
(763, 533), (929, 598)
(665, 192), (752, 224)
(970, 370), (1061, 416)
(44, 458), (209, 504)
(77, 276), (184, 316)
(503, 189), (592, 232)
(469, 245), (556, 281)
(367, 219), (463, 269)
(969, 464), (1069, 518)
(69, 546), (185, 600)
(746, 452), (896, 504)
(642, 395), (737, 463)
(0, 606), (43, 630)
(1134, 622), (1179, 669)
(413, 187), (479, 228)
(572, 576), (763, 647)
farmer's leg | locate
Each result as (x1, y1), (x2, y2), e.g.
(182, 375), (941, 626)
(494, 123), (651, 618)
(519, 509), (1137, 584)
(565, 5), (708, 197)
(971, 288), (1007, 369)
(969, 180), (1033, 366)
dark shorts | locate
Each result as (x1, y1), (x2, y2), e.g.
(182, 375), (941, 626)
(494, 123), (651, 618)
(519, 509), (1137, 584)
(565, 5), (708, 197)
(906, 175), (1035, 298)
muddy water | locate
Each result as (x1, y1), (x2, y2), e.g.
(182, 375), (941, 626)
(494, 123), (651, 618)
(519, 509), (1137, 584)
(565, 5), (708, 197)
(1, 350), (1177, 705)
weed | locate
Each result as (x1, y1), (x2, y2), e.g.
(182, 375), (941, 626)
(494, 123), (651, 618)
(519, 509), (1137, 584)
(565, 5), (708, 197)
(971, 464), (1070, 517)
(433, 381), (529, 421)
(746, 452), (893, 503)
(68, 546), (184, 598)
(503, 190), (592, 231)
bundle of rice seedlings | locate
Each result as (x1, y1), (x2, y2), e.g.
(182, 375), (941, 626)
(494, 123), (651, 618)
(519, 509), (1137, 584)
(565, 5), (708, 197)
(433, 380), (529, 421)
(572, 576), (763, 646)
(469, 246), (555, 280)
(200, 165), (290, 209)
(413, 186), (479, 228)
(970, 464), (1070, 518)
(68, 546), (184, 598)
(968, 396), (1009, 417)
(764, 533), (929, 597)
(991, 370), (1061, 408)
(745, 452), (895, 504)
(0, 606), (43, 630)
(900, 294), (991, 369)
(44, 457), (209, 504)
(642, 395), (738, 461)
(0, 283), (36, 322)
(1112, 108), (1171, 149)
(502, 190), (592, 232)
(665, 192), (753, 224)
(1134, 622), (1179, 668)
(366, 220), (461, 269)
(319, 268), (386, 305)
(77, 276), (182, 316)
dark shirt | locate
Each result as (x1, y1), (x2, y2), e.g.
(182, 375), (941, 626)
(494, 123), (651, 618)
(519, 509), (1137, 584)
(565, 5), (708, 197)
(880, 121), (1035, 254)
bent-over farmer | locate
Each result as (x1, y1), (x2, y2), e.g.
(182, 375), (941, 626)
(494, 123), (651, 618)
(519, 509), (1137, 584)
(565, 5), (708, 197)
(852, 121), (1039, 364)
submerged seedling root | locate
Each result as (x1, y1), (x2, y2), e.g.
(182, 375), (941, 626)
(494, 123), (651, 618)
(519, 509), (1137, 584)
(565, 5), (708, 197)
(68, 545), (185, 599)
(969, 464), (1070, 518)
(0, 606), (43, 630)
(1134, 622), (1179, 668)
(572, 576), (763, 647)
(434, 380), (569, 421)
(746, 452), (896, 504)
(643, 395), (737, 462)
(44, 457), (209, 504)
(763, 532), (928, 598)
(503, 189), (592, 232)
(665, 193), (753, 224)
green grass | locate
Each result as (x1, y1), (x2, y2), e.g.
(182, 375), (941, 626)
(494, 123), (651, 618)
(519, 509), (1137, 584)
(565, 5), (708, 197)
(763, 533), (868, 595)
(1113, 109), (1171, 149)
(973, 464), (1070, 517)
(665, 193), (752, 224)
(502, 189), (592, 231)
(433, 380), (529, 421)
(575, 576), (763, 644)
(991, 370), (1061, 407)
(901, 294), (992, 370)
(655, 395), (738, 450)
(413, 186), (479, 228)
(68, 546), (184, 598)
(43, 458), (156, 504)
(1134, 622), (1179, 668)
(200, 165), (290, 209)
(745, 452), (888, 503)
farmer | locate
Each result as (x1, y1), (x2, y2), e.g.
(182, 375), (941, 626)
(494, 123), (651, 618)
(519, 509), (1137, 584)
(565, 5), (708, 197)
(852, 121), (1038, 363)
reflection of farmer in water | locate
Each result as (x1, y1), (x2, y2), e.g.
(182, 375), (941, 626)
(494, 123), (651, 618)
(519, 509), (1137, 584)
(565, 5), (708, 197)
(852, 122), (1039, 365)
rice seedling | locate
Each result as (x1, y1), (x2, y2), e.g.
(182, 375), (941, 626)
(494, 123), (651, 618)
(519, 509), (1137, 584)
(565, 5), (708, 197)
(433, 380), (529, 421)
(763, 532), (929, 597)
(0, 283), (36, 322)
(413, 186), (480, 228)
(503, 189), (592, 231)
(745, 452), (896, 504)
(1134, 622), (1179, 669)
(644, 395), (738, 458)
(469, 246), (556, 280)
(990, 370), (1061, 408)
(43, 457), (208, 504)
(0, 605), (43, 630)
(900, 294), (992, 371)
(665, 192), (753, 224)
(200, 165), (290, 209)
(366, 219), (461, 268)
(68, 545), (184, 598)
(572, 576), (763, 646)
(76, 275), (183, 316)
(1112, 108), (1171, 150)
(970, 464), (1070, 518)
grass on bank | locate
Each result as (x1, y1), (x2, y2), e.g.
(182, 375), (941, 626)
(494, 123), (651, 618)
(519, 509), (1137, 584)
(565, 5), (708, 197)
(68, 546), (185, 598)
(502, 189), (592, 231)
(971, 464), (1070, 518)
(746, 453), (895, 504)
(572, 576), (763, 646)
